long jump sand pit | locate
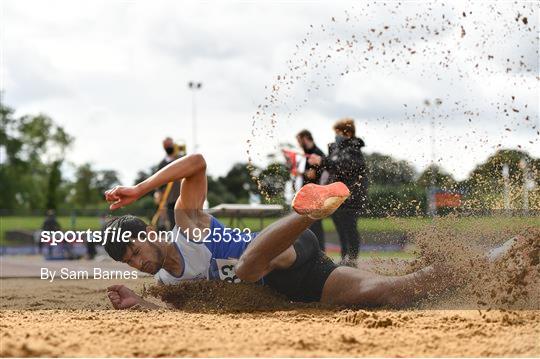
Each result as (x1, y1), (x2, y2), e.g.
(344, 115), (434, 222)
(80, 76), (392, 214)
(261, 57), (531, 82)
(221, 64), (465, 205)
(1, 228), (538, 357)
(0, 278), (538, 357)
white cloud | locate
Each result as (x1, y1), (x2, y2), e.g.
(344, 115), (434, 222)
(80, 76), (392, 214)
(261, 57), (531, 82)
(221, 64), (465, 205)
(2, 0), (538, 185)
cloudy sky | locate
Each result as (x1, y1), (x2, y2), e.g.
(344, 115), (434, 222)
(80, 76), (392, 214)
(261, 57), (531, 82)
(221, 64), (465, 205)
(2, 1), (538, 184)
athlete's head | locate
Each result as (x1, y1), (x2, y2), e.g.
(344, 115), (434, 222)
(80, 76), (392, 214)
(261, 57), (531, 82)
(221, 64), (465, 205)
(296, 129), (314, 151)
(103, 215), (166, 274)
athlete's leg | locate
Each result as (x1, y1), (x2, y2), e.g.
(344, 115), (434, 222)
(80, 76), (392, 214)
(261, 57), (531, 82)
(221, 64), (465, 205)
(321, 236), (521, 307)
(331, 209), (349, 260)
(236, 182), (350, 282)
(320, 264), (449, 308)
(309, 220), (325, 251)
(236, 213), (315, 282)
(343, 209), (360, 261)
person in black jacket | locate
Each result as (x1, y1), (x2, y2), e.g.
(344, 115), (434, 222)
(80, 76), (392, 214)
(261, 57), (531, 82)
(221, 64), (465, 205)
(41, 209), (60, 255)
(307, 118), (368, 266)
(155, 137), (183, 230)
(296, 129), (327, 251)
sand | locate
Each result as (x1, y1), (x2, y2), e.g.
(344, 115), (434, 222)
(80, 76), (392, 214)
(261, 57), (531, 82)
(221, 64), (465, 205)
(1, 226), (538, 357)
(1, 305), (539, 357)
(1, 275), (539, 357)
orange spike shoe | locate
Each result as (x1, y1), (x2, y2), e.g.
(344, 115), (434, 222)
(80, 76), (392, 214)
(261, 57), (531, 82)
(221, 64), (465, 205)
(292, 182), (350, 219)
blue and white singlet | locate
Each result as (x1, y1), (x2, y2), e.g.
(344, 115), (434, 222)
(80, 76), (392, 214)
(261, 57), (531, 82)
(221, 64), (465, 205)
(154, 216), (257, 284)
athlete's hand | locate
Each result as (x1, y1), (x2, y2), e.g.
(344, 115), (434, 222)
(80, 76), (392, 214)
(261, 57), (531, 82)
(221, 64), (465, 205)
(107, 285), (141, 309)
(104, 185), (140, 210)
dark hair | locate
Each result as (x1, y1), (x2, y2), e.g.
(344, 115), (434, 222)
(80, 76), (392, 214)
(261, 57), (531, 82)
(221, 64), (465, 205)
(296, 129), (313, 141)
(333, 118), (356, 137)
(103, 215), (147, 261)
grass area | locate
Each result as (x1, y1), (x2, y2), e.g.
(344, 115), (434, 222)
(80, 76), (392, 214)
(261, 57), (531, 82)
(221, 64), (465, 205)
(219, 216), (430, 232)
(1, 216), (102, 231)
(1, 215), (538, 244)
(216, 216), (539, 233)
(0, 216), (102, 244)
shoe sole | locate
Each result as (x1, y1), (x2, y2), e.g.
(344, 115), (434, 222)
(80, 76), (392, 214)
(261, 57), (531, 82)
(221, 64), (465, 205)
(292, 182), (350, 219)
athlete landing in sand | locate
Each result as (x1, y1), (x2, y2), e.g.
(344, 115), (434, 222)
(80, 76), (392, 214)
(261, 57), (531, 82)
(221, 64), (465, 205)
(103, 154), (516, 310)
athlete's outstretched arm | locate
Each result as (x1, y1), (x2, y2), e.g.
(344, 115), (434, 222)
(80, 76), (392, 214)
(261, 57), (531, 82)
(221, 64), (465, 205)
(104, 154), (207, 211)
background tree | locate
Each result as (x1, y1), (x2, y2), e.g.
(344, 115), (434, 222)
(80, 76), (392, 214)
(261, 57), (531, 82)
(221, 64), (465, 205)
(95, 170), (120, 196)
(362, 153), (425, 216)
(416, 164), (457, 190)
(0, 103), (73, 211)
(461, 149), (539, 210)
(365, 153), (416, 186)
(207, 176), (237, 207)
(45, 160), (62, 210)
(217, 163), (258, 203)
(72, 163), (96, 208)
(0, 103), (24, 210)
(133, 169), (153, 186)
(465, 149), (539, 190)
(256, 162), (290, 204)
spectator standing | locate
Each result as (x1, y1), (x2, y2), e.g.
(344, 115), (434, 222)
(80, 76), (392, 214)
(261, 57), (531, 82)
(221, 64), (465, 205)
(296, 129), (327, 251)
(41, 209), (60, 257)
(308, 118), (368, 266)
(155, 137), (183, 230)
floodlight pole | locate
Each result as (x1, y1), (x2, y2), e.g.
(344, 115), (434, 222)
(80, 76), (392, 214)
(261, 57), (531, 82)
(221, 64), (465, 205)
(426, 98), (441, 217)
(428, 116), (436, 216)
(502, 164), (510, 216)
(188, 81), (203, 153)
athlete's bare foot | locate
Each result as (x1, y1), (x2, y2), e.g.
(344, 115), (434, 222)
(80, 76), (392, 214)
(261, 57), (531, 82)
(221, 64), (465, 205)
(292, 182), (350, 219)
(487, 236), (520, 263)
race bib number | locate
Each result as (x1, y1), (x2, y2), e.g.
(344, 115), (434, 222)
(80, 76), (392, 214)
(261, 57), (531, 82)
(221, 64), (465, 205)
(213, 258), (241, 283)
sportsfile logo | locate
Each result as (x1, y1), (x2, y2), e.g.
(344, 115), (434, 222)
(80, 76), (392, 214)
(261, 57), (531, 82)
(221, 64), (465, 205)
(40, 227), (253, 245)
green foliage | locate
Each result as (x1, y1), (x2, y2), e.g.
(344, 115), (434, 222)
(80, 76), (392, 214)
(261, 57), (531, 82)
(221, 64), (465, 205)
(0, 101), (122, 211)
(362, 153), (425, 216)
(217, 163), (257, 203)
(207, 162), (287, 206)
(133, 169), (153, 186)
(207, 176), (237, 207)
(1, 100), (537, 217)
(46, 160), (62, 210)
(256, 162), (290, 204)
(461, 149), (540, 211)
(0, 103), (73, 211)
(365, 152), (416, 186)
(95, 170), (120, 195)
(416, 164), (457, 189)
(466, 149), (539, 190)
(366, 184), (427, 217)
(71, 163), (120, 209)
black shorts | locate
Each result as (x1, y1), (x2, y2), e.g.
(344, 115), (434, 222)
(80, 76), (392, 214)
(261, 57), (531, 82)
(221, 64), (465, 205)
(263, 230), (337, 302)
